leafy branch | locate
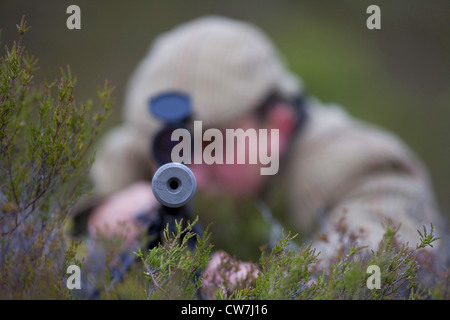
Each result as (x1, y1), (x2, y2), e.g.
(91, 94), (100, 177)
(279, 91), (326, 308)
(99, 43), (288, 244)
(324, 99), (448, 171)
(416, 223), (440, 249)
(0, 16), (113, 299)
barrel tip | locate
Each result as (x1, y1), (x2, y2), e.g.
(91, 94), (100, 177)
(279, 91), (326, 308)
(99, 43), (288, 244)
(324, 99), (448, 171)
(152, 163), (196, 207)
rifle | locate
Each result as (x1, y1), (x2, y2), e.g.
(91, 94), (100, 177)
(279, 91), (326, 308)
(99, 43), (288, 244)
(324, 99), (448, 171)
(144, 92), (203, 252)
(82, 93), (201, 298)
(142, 162), (201, 251)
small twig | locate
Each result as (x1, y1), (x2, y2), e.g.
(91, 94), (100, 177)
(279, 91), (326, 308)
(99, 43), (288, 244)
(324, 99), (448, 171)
(143, 261), (171, 299)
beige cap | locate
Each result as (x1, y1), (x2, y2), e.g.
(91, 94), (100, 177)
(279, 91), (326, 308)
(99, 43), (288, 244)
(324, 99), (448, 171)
(123, 15), (302, 132)
(89, 16), (303, 198)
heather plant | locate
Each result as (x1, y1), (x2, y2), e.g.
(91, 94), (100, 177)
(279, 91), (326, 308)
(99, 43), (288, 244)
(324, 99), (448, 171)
(137, 218), (448, 300)
(0, 17), (113, 299)
(136, 217), (213, 300)
(304, 222), (443, 300)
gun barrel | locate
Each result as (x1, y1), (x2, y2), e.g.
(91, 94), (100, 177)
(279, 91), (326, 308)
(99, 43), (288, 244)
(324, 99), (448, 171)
(151, 162), (197, 208)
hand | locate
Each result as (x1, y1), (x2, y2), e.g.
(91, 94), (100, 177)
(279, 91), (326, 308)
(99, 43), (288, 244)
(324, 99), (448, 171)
(87, 182), (160, 249)
(201, 250), (259, 299)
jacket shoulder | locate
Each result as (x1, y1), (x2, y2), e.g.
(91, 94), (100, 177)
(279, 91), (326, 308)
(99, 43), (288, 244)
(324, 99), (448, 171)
(284, 100), (433, 232)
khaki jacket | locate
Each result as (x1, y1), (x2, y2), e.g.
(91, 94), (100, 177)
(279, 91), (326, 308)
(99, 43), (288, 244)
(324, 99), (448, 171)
(284, 98), (441, 262)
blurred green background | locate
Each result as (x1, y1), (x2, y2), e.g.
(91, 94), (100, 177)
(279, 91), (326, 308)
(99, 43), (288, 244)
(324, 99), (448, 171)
(1, 1), (449, 235)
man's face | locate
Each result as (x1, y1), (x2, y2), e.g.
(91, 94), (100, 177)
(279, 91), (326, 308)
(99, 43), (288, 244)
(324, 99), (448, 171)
(188, 114), (269, 197)
(187, 101), (296, 198)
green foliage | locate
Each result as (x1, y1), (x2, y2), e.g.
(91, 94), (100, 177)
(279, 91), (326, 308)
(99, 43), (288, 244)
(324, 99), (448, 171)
(136, 219), (448, 300)
(240, 232), (318, 300)
(254, 223), (445, 300)
(137, 217), (213, 299)
(416, 223), (440, 249)
(0, 17), (113, 299)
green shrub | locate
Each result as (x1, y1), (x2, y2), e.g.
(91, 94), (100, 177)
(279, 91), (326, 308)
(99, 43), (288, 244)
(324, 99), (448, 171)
(138, 219), (448, 300)
(0, 17), (113, 299)
(136, 217), (213, 300)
